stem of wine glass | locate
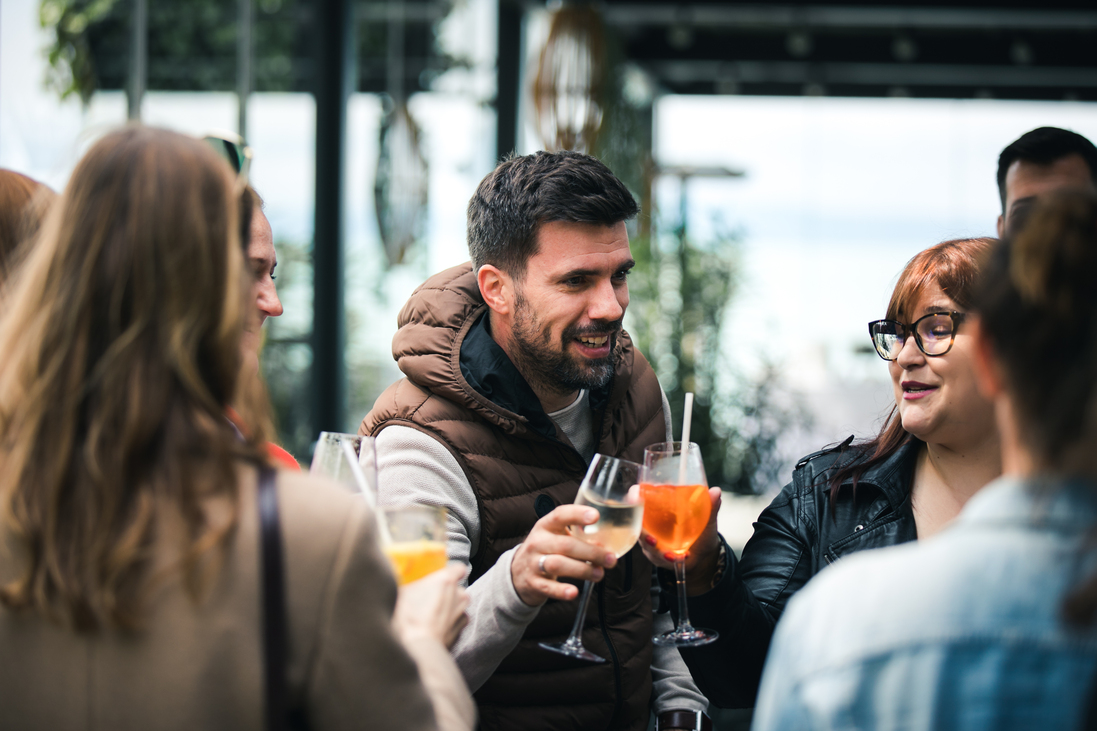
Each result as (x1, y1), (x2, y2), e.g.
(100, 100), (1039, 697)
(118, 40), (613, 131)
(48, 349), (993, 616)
(563, 579), (596, 647)
(674, 556), (697, 635)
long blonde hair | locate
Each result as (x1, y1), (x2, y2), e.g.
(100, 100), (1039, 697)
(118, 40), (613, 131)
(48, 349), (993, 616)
(0, 126), (273, 631)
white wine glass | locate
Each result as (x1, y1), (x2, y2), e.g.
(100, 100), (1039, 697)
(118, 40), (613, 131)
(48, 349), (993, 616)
(641, 441), (718, 647)
(539, 454), (644, 663)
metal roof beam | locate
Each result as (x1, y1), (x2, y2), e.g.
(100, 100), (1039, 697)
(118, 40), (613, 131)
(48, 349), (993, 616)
(355, 2), (449, 22)
(648, 60), (1097, 88)
(603, 5), (1097, 31)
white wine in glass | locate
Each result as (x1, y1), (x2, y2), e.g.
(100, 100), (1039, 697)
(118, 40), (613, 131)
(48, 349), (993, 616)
(539, 454), (644, 663)
(572, 487), (644, 559)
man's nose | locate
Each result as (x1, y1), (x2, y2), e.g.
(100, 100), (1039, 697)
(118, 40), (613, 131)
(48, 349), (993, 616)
(588, 279), (625, 322)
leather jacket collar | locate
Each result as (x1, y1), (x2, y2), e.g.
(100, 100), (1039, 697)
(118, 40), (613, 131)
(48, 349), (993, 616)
(829, 437), (923, 511)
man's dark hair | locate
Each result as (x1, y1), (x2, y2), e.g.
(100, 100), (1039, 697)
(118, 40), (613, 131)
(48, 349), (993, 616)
(997, 127), (1097, 210)
(467, 150), (640, 275)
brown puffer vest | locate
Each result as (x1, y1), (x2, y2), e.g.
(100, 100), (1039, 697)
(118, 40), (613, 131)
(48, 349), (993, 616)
(361, 264), (668, 731)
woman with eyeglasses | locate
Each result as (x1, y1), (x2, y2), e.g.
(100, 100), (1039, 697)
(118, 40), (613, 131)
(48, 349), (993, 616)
(753, 190), (1097, 730)
(0, 127), (473, 731)
(641, 237), (1001, 709)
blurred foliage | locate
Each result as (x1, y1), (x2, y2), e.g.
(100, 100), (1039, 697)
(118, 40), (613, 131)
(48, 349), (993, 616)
(39, 0), (119, 104)
(626, 224), (738, 490)
(40, 0), (311, 102)
(628, 221), (809, 494)
(719, 362), (813, 495)
(39, 0), (459, 104)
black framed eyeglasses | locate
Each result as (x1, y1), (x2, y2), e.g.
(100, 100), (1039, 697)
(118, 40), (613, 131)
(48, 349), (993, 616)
(868, 311), (967, 361)
(202, 132), (252, 190)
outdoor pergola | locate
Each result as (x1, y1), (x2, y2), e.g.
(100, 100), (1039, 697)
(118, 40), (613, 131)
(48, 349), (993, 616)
(325, 0), (1097, 439)
(95, 0), (1097, 439)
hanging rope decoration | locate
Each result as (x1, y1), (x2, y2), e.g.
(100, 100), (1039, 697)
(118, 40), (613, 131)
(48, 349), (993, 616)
(532, 5), (608, 153)
(374, 101), (429, 268)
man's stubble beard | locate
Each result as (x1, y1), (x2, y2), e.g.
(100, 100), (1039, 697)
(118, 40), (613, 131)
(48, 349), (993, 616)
(509, 290), (620, 401)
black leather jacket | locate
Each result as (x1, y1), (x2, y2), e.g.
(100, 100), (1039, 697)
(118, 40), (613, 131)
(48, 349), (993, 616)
(679, 437), (921, 708)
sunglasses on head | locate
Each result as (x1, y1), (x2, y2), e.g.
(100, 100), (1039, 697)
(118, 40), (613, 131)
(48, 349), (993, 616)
(201, 132), (255, 251)
(201, 131), (252, 191)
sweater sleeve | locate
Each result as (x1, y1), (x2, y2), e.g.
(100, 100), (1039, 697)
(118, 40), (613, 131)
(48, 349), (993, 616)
(375, 425), (541, 691)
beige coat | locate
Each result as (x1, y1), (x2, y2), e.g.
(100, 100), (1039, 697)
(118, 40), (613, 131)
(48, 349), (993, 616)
(0, 468), (475, 731)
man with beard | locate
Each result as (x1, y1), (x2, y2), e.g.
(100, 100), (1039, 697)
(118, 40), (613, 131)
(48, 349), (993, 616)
(360, 151), (709, 731)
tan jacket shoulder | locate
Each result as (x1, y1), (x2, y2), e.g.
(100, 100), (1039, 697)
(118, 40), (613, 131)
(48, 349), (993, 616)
(0, 467), (470, 731)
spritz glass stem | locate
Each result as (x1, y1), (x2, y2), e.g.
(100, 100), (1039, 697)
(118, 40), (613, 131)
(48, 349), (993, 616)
(673, 557), (697, 635)
(559, 580), (595, 650)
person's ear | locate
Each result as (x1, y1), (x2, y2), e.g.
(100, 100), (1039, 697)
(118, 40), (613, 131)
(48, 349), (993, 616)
(996, 213), (1005, 239)
(971, 316), (1004, 401)
(478, 264), (513, 315)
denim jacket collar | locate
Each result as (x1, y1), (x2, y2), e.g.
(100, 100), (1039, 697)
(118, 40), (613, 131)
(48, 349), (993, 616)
(960, 475), (1097, 533)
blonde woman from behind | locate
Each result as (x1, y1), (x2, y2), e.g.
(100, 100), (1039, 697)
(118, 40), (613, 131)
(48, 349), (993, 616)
(0, 126), (473, 731)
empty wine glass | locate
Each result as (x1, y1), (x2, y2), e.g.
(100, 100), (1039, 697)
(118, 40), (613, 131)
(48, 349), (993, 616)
(310, 431), (378, 500)
(539, 454), (644, 663)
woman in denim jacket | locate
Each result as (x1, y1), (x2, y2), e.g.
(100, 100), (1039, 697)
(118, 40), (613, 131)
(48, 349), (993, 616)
(643, 237), (1002, 708)
(754, 189), (1097, 731)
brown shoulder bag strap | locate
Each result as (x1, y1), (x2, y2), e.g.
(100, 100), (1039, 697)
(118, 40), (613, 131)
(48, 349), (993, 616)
(258, 465), (289, 731)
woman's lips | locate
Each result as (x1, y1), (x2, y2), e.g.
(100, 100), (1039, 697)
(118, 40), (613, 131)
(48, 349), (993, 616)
(901, 381), (938, 400)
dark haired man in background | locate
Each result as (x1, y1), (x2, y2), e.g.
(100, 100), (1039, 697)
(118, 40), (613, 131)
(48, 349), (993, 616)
(997, 126), (1097, 237)
(361, 151), (708, 731)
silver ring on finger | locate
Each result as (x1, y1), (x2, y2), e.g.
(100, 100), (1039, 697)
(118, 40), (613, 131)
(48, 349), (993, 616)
(538, 553), (553, 578)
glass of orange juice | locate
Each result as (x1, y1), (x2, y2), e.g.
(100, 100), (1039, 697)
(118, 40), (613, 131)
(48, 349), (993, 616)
(382, 505), (449, 585)
(641, 441), (718, 647)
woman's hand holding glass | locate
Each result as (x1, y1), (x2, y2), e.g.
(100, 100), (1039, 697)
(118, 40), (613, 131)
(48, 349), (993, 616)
(392, 563), (470, 650)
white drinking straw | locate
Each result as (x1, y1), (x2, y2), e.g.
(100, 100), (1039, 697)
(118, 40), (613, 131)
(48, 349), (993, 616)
(341, 439), (392, 545)
(678, 392), (694, 485)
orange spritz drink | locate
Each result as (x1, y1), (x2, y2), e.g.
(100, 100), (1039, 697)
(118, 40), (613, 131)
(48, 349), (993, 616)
(642, 441), (719, 648)
(639, 482), (711, 556)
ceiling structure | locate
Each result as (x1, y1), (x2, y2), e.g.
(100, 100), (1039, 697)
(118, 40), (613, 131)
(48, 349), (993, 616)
(595, 1), (1097, 101)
